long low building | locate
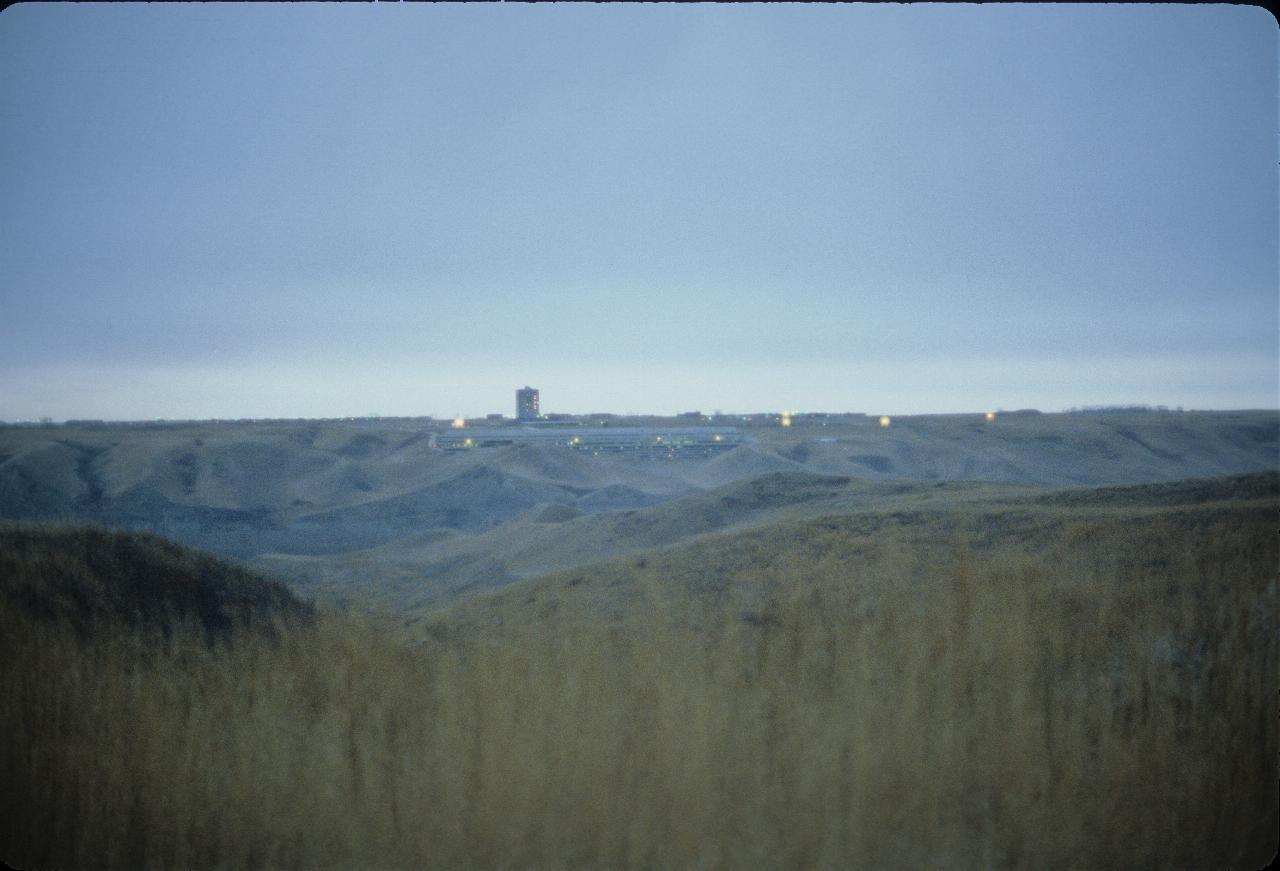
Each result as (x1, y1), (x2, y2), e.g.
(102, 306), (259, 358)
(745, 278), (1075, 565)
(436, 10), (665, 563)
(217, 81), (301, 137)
(434, 426), (745, 456)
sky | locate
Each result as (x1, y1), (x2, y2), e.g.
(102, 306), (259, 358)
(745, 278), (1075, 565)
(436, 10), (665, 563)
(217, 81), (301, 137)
(1, 3), (1276, 420)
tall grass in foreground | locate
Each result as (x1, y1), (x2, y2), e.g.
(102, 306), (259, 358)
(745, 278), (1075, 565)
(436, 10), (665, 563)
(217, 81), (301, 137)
(3, 520), (1276, 869)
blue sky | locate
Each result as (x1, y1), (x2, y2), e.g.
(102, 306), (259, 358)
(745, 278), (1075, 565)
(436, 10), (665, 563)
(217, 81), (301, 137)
(1, 3), (1275, 419)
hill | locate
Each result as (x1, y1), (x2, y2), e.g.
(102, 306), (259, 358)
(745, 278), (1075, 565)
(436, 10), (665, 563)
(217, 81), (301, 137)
(256, 469), (1275, 617)
(431, 470), (1278, 635)
(0, 522), (312, 639)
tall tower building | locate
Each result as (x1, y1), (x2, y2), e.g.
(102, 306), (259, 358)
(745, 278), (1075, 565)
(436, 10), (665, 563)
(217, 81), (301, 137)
(516, 386), (540, 421)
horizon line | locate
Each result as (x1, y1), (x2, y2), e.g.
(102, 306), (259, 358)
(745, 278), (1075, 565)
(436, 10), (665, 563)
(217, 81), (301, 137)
(5, 405), (1277, 427)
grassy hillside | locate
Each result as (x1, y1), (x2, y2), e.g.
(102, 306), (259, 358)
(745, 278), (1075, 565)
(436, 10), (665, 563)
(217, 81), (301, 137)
(253, 471), (915, 612)
(259, 470), (1274, 620)
(0, 522), (312, 640)
(3, 475), (1275, 868)
(432, 471), (1277, 632)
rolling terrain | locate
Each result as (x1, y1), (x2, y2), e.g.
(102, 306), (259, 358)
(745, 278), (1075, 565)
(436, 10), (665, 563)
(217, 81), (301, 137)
(434, 470), (1278, 635)
(1, 410), (1276, 612)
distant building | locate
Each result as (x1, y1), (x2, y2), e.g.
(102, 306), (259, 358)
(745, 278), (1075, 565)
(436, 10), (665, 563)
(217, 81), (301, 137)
(436, 426), (745, 456)
(516, 386), (540, 421)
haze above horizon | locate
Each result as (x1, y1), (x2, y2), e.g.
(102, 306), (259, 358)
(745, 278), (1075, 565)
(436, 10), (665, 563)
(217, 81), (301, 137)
(1, 3), (1276, 420)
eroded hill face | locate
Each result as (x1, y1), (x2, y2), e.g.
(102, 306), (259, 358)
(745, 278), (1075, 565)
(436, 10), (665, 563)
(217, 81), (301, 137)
(1, 411), (1276, 610)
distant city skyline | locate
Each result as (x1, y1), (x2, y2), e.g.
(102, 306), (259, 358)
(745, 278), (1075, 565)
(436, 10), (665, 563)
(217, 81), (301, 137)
(1, 4), (1276, 420)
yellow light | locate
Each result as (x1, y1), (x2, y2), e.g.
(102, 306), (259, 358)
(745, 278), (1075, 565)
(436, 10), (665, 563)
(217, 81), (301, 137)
(879, 416), (891, 428)
(714, 434), (722, 442)
(781, 413), (792, 427)
(463, 438), (473, 447)
(451, 417), (465, 429)
(985, 411), (996, 422)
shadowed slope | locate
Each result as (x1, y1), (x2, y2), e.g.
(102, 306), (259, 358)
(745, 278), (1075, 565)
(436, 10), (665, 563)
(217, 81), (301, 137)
(0, 522), (312, 640)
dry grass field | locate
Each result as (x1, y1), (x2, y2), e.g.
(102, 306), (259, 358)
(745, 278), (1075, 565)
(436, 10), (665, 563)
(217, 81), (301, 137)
(2, 472), (1275, 869)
